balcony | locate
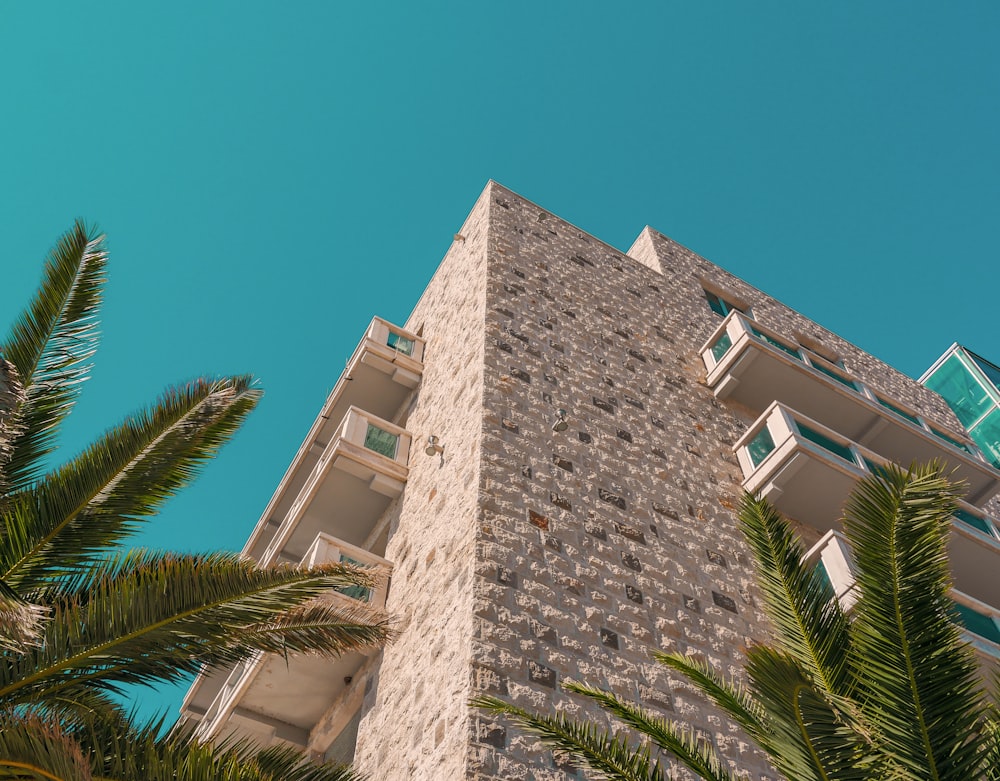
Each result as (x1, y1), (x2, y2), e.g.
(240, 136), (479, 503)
(741, 404), (1000, 610)
(182, 534), (392, 745)
(259, 407), (410, 565)
(245, 318), (423, 561)
(806, 530), (1000, 663)
(702, 312), (999, 505)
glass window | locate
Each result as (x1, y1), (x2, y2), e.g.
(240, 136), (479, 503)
(337, 553), (373, 601)
(970, 408), (1000, 468)
(704, 290), (749, 319)
(875, 396), (922, 426)
(928, 426), (975, 455)
(969, 351), (1000, 392)
(797, 421), (856, 464)
(710, 332), (733, 362)
(953, 508), (995, 537)
(953, 601), (1000, 645)
(746, 426), (776, 468)
(387, 331), (415, 356)
(750, 327), (801, 360)
(807, 359), (858, 391)
(364, 424), (399, 459)
(924, 354), (994, 429)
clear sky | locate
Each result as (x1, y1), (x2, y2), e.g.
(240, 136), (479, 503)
(1, 1), (997, 722)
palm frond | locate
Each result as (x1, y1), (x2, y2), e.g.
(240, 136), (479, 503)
(0, 377), (261, 590)
(844, 463), (985, 781)
(472, 695), (668, 781)
(737, 493), (852, 696)
(652, 652), (766, 744)
(0, 577), (47, 652)
(744, 647), (870, 781)
(0, 551), (390, 704)
(0, 357), (26, 495)
(0, 711), (91, 781)
(1, 222), (107, 492)
(562, 681), (738, 781)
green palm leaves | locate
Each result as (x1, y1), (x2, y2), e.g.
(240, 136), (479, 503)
(478, 464), (996, 780)
(0, 224), (388, 780)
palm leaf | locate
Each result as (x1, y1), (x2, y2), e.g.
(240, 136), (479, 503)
(737, 493), (852, 697)
(1, 222), (107, 492)
(472, 694), (668, 781)
(0, 712), (91, 781)
(0, 377), (261, 590)
(844, 463), (985, 781)
(0, 551), (390, 704)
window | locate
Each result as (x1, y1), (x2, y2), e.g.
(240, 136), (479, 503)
(703, 289), (749, 318)
(364, 424), (399, 459)
(387, 331), (415, 356)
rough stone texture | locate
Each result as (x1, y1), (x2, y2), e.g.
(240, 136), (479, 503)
(347, 181), (991, 780)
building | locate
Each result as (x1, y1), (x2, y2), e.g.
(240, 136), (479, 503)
(922, 344), (1000, 470)
(180, 182), (1000, 780)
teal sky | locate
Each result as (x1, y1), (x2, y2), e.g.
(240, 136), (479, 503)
(2, 2), (998, 721)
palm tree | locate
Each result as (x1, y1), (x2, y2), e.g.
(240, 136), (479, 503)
(0, 222), (389, 781)
(477, 464), (1000, 781)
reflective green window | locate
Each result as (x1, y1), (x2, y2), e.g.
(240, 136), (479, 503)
(954, 601), (1000, 645)
(875, 396), (921, 426)
(797, 421), (856, 463)
(704, 290), (749, 319)
(711, 332), (733, 362)
(808, 360), (858, 391)
(364, 424), (399, 459)
(970, 351), (1000, 391)
(387, 331), (415, 356)
(862, 456), (888, 476)
(970, 408), (1000, 468)
(929, 426), (974, 455)
(337, 553), (373, 601)
(953, 508), (994, 537)
(746, 426), (776, 467)
(924, 353), (994, 429)
(750, 327), (801, 359)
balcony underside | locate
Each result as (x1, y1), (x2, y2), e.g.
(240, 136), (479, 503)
(715, 342), (998, 504)
(751, 439), (1000, 609)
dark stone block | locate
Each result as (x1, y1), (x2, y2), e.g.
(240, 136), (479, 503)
(542, 391), (552, 404)
(627, 348), (647, 363)
(497, 567), (517, 588)
(624, 395), (644, 409)
(510, 368), (531, 383)
(621, 552), (642, 572)
(613, 522), (646, 544)
(683, 594), (701, 613)
(626, 287), (642, 298)
(528, 510), (549, 531)
(578, 431), (592, 443)
(598, 488), (627, 510)
(549, 340), (565, 353)
(652, 502), (678, 521)
(651, 447), (666, 460)
(527, 660), (557, 688)
(477, 719), (506, 748)
(472, 664), (508, 695)
(561, 309), (576, 319)
(501, 418), (519, 433)
(532, 621), (558, 645)
(712, 591), (738, 613)
(592, 397), (614, 414)
(599, 628), (619, 649)
(648, 523), (658, 537)
(625, 585), (644, 604)
(706, 549), (728, 567)
(650, 416), (665, 429)
(639, 684), (674, 712)
(550, 492), (571, 512)
(554, 359), (569, 371)
(544, 535), (562, 552)
(553, 455), (574, 472)
(495, 307), (514, 318)
(521, 465), (532, 479)
(614, 328), (631, 339)
(616, 429), (633, 443)
(686, 443), (702, 457)
(544, 373), (558, 385)
(495, 340), (512, 353)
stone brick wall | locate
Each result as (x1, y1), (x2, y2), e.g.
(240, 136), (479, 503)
(351, 186), (493, 781)
(353, 181), (991, 780)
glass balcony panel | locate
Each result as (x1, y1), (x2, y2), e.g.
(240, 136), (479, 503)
(747, 426), (776, 467)
(954, 508), (994, 537)
(386, 331), (415, 356)
(970, 408), (1000, 469)
(954, 601), (1000, 645)
(924, 353), (995, 429)
(875, 396), (922, 426)
(750, 327), (801, 360)
(808, 359), (858, 391)
(796, 421), (856, 464)
(711, 332), (733, 362)
(337, 553), (373, 602)
(364, 424), (399, 459)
